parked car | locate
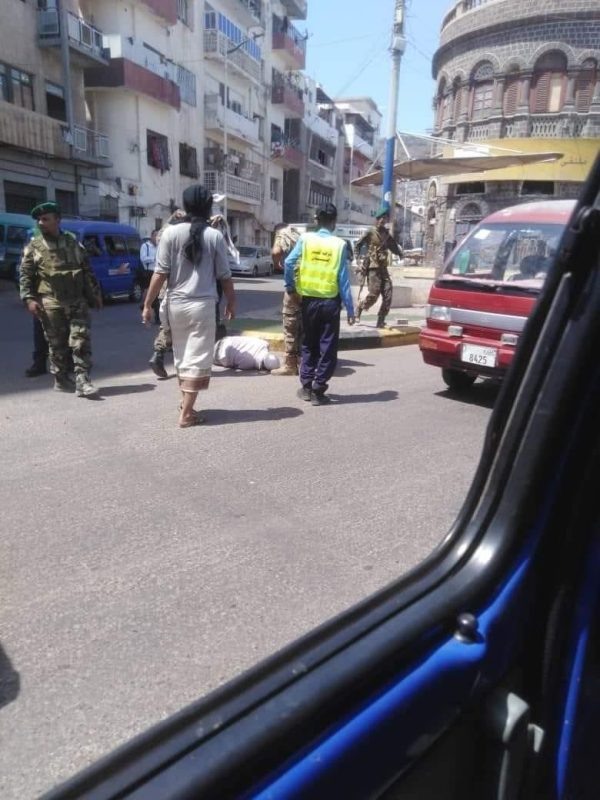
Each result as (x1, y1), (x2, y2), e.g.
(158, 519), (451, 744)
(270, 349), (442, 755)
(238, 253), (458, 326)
(419, 199), (575, 391)
(0, 212), (34, 282)
(232, 245), (273, 277)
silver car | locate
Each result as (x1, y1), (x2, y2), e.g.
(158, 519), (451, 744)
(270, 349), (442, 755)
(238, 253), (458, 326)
(232, 246), (273, 277)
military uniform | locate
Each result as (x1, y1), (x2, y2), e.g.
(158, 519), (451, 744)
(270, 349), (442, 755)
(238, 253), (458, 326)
(272, 225), (301, 375)
(20, 226), (101, 394)
(355, 218), (401, 328)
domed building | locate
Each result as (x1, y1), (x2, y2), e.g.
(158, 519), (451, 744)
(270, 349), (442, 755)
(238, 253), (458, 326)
(428, 0), (600, 258)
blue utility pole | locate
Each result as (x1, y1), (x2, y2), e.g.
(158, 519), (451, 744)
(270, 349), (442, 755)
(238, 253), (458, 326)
(382, 1), (406, 217)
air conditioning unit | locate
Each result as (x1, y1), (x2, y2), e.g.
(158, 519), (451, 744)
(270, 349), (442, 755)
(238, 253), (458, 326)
(38, 10), (60, 36)
(127, 184), (138, 196)
(73, 127), (87, 152)
(129, 206), (147, 217)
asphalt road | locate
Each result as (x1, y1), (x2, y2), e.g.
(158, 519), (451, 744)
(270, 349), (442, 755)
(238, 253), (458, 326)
(0, 278), (498, 798)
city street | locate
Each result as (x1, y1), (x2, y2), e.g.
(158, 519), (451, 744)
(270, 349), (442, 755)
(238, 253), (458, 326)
(0, 277), (498, 799)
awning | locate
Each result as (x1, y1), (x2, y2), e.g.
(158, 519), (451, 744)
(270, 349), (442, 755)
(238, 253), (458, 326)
(351, 151), (564, 185)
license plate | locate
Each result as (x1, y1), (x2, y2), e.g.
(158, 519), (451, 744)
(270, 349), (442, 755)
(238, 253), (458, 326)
(461, 343), (497, 368)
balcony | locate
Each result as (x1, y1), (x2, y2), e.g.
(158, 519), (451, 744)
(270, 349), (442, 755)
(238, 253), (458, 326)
(204, 94), (260, 144)
(139, 0), (178, 25)
(308, 114), (340, 146)
(203, 30), (262, 84)
(272, 18), (306, 70)
(203, 170), (262, 205)
(0, 102), (111, 166)
(271, 83), (305, 118)
(280, 0), (308, 20)
(85, 36), (180, 109)
(37, 8), (109, 67)
(271, 140), (304, 169)
(218, 0), (264, 28)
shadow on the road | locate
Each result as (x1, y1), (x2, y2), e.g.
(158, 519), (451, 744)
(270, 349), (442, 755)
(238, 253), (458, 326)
(206, 406), (303, 425)
(0, 643), (20, 710)
(328, 390), (399, 405)
(435, 380), (500, 410)
(337, 359), (374, 368)
(99, 383), (156, 397)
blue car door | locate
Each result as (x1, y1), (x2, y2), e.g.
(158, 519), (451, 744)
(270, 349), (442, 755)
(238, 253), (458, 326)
(44, 157), (600, 800)
(103, 233), (133, 297)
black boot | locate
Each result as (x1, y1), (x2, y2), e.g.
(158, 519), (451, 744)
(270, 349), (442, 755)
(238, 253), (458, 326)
(25, 358), (47, 377)
(376, 316), (387, 329)
(149, 351), (168, 379)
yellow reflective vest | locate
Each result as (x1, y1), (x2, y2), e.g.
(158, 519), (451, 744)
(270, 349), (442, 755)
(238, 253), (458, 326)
(296, 232), (346, 299)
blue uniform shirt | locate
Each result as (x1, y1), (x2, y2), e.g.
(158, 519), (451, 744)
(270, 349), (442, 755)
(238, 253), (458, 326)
(284, 229), (355, 316)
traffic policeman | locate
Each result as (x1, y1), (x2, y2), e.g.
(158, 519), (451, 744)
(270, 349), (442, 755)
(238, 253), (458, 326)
(284, 203), (355, 405)
(19, 202), (102, 397)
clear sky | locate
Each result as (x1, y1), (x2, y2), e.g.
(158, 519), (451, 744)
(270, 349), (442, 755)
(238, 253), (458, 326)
(304, 0), (451, 138)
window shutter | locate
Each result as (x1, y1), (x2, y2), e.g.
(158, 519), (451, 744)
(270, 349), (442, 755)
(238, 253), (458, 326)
(532, 71), (551, 113)
(453, 86), (462, 122)
(504, 76), (520, 115)
(575, 67), (595, 113)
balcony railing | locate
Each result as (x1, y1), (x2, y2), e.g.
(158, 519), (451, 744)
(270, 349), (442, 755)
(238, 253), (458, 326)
(272, 19), (307, 70)
(203, 30), (262, 83)
(37, 8), (108, 65)
(271, 83), (305, 117)
(308, 114), (340, 146)
(203, 170), (262, 204)
(204, 95), (260, 142)
(102, 35), (178, 82)
(271, 140), (304, 169)
(72, 124), (110, 161)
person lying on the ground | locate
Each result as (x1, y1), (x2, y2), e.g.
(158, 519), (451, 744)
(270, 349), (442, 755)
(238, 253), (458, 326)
(213, 336), (280, 371)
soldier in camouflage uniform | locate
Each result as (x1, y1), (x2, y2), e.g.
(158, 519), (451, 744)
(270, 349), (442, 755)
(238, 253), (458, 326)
(19, 202), (102, 397)
(271, 223), (301, 375)
(355, 208), (402, 328)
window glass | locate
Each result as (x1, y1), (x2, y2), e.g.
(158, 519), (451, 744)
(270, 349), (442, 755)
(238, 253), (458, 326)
(82, 234), (103, 257)
(126, 236), (141, 255)
(104, 235), (127, 256)
(444, 222), (564, 285)
(6, 226), (30, 246)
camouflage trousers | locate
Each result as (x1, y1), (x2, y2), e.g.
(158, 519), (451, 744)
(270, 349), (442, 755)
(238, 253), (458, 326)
(358, 268), (393, 320)
(40, 296), (92, 377)
(282, 291), (302, 358)
(154, 325), (172, 353)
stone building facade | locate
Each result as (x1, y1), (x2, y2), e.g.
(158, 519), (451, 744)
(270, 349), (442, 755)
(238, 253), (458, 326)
(428, 0), (600, 259)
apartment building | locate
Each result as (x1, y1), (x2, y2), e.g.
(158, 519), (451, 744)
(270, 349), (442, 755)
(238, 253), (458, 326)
(335, 96), (383, 225)
(0, 0), (111, 216)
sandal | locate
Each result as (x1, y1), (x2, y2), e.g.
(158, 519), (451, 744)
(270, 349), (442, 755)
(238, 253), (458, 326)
(179, 411), (206, 428)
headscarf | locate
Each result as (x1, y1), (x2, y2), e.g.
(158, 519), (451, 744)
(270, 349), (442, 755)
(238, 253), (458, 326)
(182, 185), (213, 263)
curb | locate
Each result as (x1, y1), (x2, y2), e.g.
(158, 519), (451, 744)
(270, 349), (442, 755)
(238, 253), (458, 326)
(231, 326), (422, 352)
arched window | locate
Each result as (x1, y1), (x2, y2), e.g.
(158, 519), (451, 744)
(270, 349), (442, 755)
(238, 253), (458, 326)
(471, 62), (495, 120)
(503, 69), (521, 116)
(455, 202), (483, 241)
(531, 51), (567, 113)
(575, 59), (597, 113)
(452, 77), (463, 123)
(436, 79), (449, 129)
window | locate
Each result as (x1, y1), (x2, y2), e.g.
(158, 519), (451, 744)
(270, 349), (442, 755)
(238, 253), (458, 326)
(55, 189), (76, 216)
(531, 51), (567, 113)
(176, 64), (196, 106)
(503, 73), (521, 116)
(0, 62), (34, 110)
(82, 234), (103, 257)
(575, 59), (597, 113)
(521, 180), (555, 196)
(455, 182), (485, 195)
(179, 143), (199, 178)
(270, 178), (280, 202)
(470, 61), (494, 120)
(147, 130), (170, 172)
(177, 0), (190, 27)
(100, 195), (118, 222)
(126, 236), (141, 255)
(308, 181), (333, 208)
(6, 226), (29, 247)
(452, 78), (463, 123)
(4, 180), (45, 214)
(104, 235), (127, 256)
(45, 81), (66, 121)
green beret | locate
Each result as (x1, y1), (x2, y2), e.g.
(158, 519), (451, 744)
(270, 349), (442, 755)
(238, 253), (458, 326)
(31, 201), (60, 219)
(375, 206), (390, 220)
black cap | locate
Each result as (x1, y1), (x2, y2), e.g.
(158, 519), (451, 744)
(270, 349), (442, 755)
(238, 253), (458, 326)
(315, 203), (337, 219)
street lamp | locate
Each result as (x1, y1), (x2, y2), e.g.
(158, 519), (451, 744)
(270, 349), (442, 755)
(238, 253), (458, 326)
(223, 30), (264, 223)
